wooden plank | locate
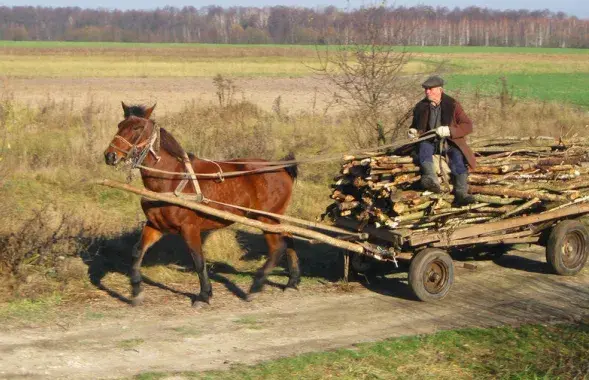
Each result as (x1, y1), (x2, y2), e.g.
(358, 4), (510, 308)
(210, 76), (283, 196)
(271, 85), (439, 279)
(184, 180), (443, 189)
(410, 202), (589, 246)
(432, 230), (535, 248)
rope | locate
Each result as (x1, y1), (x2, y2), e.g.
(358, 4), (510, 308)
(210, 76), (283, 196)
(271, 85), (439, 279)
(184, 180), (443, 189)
(207, 134), (434, 166)
(200, 157), (225, 181)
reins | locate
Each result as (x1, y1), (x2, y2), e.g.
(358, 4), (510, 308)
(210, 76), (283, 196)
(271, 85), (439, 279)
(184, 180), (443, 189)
(109, 118), (436, 206)
(132, 133), (437, 179)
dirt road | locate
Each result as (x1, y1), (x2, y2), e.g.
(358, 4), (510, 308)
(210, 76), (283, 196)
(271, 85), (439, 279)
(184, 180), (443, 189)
(1, 246), (588, 379)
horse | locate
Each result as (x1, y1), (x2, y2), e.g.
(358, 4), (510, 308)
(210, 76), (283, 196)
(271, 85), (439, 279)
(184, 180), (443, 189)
(103, 103), (300, 307)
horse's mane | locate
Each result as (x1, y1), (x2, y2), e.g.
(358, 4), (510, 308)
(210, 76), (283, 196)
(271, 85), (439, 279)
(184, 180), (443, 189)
(159, 128), (189, 161)
(124, 104), (148, 119)
(124, 104), (190, 161)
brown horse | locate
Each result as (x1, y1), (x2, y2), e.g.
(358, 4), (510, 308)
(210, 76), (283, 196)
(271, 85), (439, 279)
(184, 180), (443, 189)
(103, 103), (300, 307)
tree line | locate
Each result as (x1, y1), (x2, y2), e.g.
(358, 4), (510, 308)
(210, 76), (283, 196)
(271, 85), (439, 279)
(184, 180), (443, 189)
(0, 5), (587, 48)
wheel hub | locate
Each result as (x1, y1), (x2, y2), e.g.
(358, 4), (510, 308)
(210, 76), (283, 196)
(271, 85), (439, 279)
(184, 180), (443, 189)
(423, 260), (448, 294)
(562, 232), (584, 268)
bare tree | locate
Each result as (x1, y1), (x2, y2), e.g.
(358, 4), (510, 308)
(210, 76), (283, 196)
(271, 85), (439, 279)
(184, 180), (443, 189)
(312, 7), (434, 147)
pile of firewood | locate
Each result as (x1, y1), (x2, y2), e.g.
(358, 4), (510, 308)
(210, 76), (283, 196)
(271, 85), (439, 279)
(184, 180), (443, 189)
(324, 136), (589, 233)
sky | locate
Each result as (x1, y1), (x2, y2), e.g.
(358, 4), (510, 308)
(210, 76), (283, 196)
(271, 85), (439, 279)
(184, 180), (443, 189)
(1, 0), (587, 18)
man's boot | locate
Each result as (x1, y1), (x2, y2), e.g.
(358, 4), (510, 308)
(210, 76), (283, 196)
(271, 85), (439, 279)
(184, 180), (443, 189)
(420, 162), (442, 193)
(453, 173), (475, 206)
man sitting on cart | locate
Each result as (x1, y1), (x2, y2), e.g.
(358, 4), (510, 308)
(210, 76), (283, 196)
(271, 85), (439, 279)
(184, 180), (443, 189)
(408, 75), (476, 206)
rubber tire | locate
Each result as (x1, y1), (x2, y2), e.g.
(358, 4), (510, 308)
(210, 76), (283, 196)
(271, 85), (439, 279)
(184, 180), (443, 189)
(546, 220), (589, 276)
(408, 248), (454, 302)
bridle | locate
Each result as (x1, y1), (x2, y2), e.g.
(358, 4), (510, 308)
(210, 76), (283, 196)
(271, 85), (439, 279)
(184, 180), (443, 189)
(109, 119), (161, 168)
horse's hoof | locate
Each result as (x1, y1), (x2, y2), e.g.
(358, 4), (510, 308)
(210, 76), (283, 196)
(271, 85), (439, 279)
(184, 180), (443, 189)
(192, 295), (211, 309)
(131, 293), (145, 307)
(191, 300), (210, 309)
(245, 292), (259, 303)
(284, 285), (299, 292)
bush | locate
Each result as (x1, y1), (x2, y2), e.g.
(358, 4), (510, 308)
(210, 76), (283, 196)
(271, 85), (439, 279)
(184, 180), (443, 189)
(0, 207), (96, 277)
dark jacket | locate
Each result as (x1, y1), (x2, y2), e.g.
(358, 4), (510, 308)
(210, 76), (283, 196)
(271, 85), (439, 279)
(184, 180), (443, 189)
(410, 93), (476, 169)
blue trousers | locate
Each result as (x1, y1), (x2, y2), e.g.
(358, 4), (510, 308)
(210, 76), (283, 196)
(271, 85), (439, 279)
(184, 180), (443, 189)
(418, 140), (468, 175)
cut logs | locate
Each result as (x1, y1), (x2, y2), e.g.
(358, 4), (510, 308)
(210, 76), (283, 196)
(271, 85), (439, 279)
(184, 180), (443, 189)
(324, 136), (589, 234)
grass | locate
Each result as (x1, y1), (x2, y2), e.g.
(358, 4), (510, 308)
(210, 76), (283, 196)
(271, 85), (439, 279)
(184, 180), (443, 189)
(0, 55), (319, 78)
(0, 293), (62, 323)
(167, 325), (203, 337)
(233, 316), (264, 330)
(133, 321), (589, 379)
(447, 73), (589, 107)
(2, 41), (588, 55)
(118, 338), (145, 350)
(0, 44), (587, 304)
(0, 89), (587, 301)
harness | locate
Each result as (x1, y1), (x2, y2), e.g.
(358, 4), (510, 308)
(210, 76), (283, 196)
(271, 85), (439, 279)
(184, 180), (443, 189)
(110, 121), (206, 202)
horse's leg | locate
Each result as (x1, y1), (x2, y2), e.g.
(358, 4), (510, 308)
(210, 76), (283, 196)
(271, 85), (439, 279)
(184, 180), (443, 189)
(131, 222), (163, 306)
(249, 231), (287, 295)
(180, 225), (212, 307)
(284, 236), (300, 290)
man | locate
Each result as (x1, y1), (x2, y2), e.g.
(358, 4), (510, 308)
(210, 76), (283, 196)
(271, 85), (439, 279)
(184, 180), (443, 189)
(408, 75), (476, 205)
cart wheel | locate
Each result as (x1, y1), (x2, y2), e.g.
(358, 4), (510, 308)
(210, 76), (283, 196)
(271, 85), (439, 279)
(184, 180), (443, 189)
(546, 220), (589, 276)
(409, 248), (454, 302)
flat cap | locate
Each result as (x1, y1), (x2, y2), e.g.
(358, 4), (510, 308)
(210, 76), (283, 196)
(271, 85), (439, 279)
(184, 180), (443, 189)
(421, 75), (444, 89)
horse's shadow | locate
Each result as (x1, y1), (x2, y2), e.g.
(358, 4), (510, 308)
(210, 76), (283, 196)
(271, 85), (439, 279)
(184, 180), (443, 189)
(83, 226), (345, 305)
(83, 229), (558, 306)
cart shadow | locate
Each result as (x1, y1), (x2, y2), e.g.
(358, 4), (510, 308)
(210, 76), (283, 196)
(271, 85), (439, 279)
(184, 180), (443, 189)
(357, 275), (419, 301)
(492, 251), (552, 274)
(350, 260), (419, 301)
(83, 227), (345, 305)
(452, 245), (552, 274)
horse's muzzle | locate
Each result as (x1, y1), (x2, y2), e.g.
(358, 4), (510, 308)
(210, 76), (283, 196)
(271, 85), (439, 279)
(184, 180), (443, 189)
(104, 151), (118, 166)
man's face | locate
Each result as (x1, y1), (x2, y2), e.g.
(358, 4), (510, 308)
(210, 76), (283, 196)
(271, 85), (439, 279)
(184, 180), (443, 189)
(425, 86), (443, 104)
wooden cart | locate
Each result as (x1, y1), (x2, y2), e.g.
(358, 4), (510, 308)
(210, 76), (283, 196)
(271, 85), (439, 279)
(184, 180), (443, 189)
(336, 200), (589, 301)
(99, 179), (589, 303)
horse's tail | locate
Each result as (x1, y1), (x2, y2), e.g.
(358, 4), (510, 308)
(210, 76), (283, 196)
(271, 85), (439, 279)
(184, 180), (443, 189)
(282, 152), (298, 180)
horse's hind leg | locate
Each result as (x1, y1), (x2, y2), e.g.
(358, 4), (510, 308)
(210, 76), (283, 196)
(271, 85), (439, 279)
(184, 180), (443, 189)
(180, 225), (212, 307)
(284, 236), (300, 290)
(131, 222), (163, 306)
(249, 232), (287, 295)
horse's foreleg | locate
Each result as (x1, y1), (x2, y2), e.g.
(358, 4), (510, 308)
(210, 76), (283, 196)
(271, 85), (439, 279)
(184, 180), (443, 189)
(180, 225), (212, 307)
(249, 232), (287, 295)
(284, 236), (300, 290)
(131, 222), (163, 306)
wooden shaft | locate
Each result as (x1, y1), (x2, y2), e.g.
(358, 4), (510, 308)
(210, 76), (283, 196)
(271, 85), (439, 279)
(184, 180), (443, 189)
(97, 179), (366, 254)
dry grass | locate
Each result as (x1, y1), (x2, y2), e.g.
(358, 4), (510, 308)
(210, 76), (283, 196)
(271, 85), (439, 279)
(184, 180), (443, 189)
(0, 78), (587, 302)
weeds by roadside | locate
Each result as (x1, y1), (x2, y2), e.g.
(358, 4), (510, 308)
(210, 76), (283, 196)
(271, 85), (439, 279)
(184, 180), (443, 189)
(135, 320), (589, 380)
(0, 84), (587, 303)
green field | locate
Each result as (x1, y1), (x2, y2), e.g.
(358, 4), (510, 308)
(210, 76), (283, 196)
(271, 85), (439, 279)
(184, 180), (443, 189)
(1, 41), (588, 55)
(447, 73), (589, 107)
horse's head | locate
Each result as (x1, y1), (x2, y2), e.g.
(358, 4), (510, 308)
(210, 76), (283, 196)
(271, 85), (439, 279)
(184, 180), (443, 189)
(104, 103), (157, 166)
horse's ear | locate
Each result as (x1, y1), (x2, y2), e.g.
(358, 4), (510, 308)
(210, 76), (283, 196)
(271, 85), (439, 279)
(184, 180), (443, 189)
(144, 103), (156, 119)
(121, 101), (129, 118)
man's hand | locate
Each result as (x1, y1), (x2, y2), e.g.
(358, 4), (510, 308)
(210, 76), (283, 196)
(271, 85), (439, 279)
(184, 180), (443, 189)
(436, 126), (451, 138)
(408, 128), (418, 139)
